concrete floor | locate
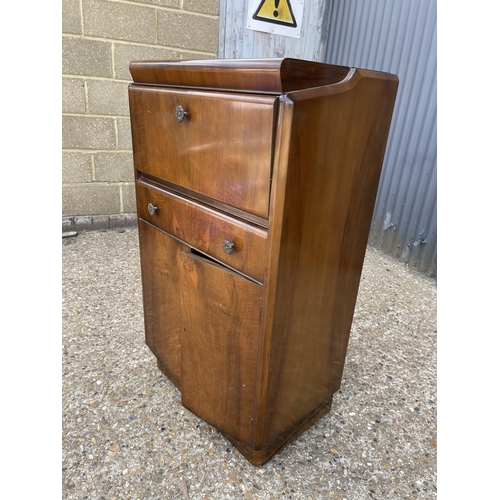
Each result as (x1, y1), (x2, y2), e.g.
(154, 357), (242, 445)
(62, 227), (437, 500)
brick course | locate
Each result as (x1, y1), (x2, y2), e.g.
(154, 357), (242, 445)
(94, 152), (134, 182)
(62, 152), (93, 183)
(82, 0), (156, 44)
(86, 80), (131, 116)
(62, 78), (86, 113)
(62, 37), (113, 77)
(62, 0), (219, 220)
(62, 115), (116, 150)
(157, 11), (219, 52)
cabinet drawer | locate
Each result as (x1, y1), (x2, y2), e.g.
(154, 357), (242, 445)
(129, 85), (277, 219)
(137, 179), (267, 284)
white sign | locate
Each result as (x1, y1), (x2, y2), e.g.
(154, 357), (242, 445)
(247, 0), (304, 38)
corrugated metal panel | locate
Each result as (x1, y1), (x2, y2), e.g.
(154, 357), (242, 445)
(218, 0), (333, 61)
(325, 0), (437, 277)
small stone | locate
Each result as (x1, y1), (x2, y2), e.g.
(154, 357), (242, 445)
(109, 444), (119, 451)
(229, 476), (236, 483)
(245, 493), (252, 499)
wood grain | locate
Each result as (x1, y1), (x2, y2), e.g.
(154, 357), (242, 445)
(139, 173), (270, 229)
(137, 219), (189, 389)
(129, 85), (276, 219)
(179, 250), (263, 446)
(129, 58), (399, 464)
(136, 178), (267, 284)
(257, 69), (399, 446)
(129, 58), (351, 94)
(222, 397), (332, 465)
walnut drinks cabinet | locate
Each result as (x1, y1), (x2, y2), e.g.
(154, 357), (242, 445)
(128, 58), (398, 465)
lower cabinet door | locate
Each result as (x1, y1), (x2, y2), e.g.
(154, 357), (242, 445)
(138, 219), (189, 389)
(179, 250), (263, 446)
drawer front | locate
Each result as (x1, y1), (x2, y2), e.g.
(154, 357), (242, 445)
(137, 180), (267, 284)
(129, 85), (277, 219)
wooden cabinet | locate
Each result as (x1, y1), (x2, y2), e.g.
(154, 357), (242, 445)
(128, 58), (398, 465)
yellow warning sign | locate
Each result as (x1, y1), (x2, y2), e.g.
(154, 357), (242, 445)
(253, 0), (297, 27)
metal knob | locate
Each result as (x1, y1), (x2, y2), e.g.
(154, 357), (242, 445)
(147, 203), (158, 216)
(222, 240), (235, 255)
(176, 106), (188, 123)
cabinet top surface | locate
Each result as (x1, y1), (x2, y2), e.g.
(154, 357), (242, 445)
(129, 57), (354, 94)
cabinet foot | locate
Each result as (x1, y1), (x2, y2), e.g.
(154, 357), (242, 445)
(220, 397), (333, 465)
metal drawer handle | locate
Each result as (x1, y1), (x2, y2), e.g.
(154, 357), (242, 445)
(147, 203), (158, 216)
(222, 240), (235, 255)
(176, 106), (188, 123)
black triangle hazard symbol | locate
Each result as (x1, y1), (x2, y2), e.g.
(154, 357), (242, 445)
(253, 0), (297, 28)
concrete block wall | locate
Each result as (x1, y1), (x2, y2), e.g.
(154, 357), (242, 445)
(62, 0), (219, 229)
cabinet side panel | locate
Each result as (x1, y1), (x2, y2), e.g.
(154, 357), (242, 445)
(179, 252), (263, 446)
(263, 73), (398, 443)
(138, 220), (188, 389)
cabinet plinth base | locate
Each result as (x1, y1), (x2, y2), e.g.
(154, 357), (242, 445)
(156, 356), (333, 465)
(221, 397), (333, 466)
